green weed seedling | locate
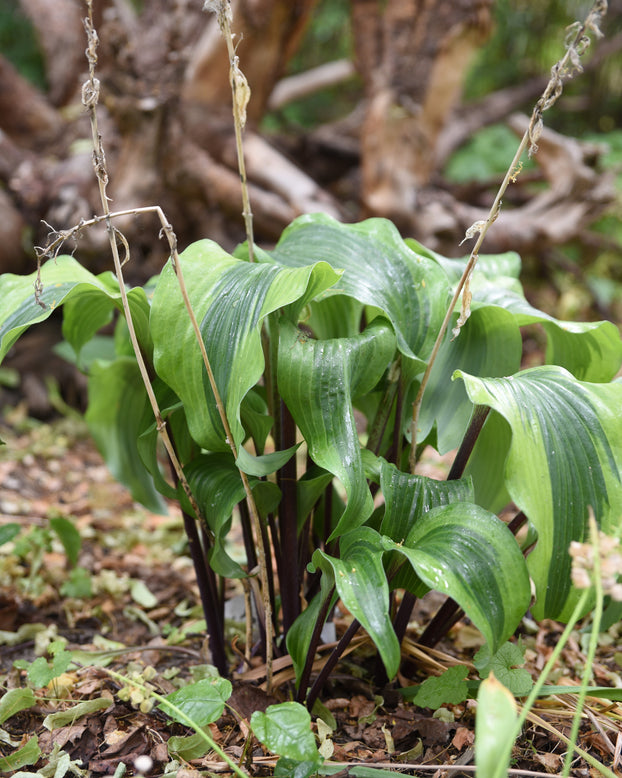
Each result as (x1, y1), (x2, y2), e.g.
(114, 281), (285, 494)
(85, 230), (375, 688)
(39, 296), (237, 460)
(3, 517), (90, 599)
(4, 635), (324, 776)
(112, 664), (322, 778)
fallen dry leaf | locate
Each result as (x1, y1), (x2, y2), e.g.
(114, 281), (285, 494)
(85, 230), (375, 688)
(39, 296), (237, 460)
(535, 751), (563, 772)
(452, 726), (474, 750)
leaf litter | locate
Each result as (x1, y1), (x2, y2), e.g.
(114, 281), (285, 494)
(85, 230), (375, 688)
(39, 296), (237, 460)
(0, 412), (621, 777)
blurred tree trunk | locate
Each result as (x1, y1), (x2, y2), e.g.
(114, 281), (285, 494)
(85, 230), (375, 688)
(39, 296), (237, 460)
(184, 0), (318, 121)
(0, 0), (616, 282)
(0, 0), (329, 278)
(352, 0), (493, 231)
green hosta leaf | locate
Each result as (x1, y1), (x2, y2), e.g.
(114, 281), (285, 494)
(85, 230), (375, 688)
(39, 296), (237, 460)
(475, 674), (518, 778)
(86, 357), (167, 514)
(54, 335), (117, 372)
(287, 580), (339, 689)
(0, 257), (155, 369)
(361, 449), (384, 482)
(307, 294), (363, 340)
(296, 465), (334, 531)
(265, 213), (450, 369)
(124, 286), (155, 358)
(68, 281), (152, 363)
(381, 503), (530, 653)
(0, 257), (111, 363)
(61, 268), (150, 359)
(417, 247), (522, 283)
(474, 641), (533, 697)
(151, 239), (340, 451)
(113, 312), (136, 357)
(183, 454), (247, 578)
(542, 319), (622, 382)
(457, 366), (622, 621)
(160, 677), (232, 727)
(278, 318), (396, 539)
(251, 702), (321, 764)
(411, 665), (469, 709)
(252, 480), (283, 519)
(471, 281), (622, 382)
(379, 459), (473, 541)
(236, 442), (300, 476)
(286, 593), (324, 689)
(240, 388), (273, 454)
(379, 462), (474, 595)
(415, 305), (522, 453)
(61, 283), (115, 365)
(182, 453), (276, 578)
(462, 410), (512, 514)
(310, 527), (400, 679)
(419, 247), (622, 382)
(136, 378), (202, 500)
(136, 384), (184, 501)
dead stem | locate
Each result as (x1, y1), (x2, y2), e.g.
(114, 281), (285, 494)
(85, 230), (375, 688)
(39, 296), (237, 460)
(202, 0), (274, 688)
(408, 0), (609, 471)
(205, 0), (255, 262)
(79, 2), (205, 531)
(80, 6), (274, 688)
(37, 1), (273, 690)
(173, 243), (275, 688)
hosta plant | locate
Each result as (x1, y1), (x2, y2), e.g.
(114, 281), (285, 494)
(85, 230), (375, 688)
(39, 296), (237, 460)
(1, 211), (621, 707)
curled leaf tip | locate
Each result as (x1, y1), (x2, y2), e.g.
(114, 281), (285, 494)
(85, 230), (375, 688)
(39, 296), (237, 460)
(452, 263), (475, 340)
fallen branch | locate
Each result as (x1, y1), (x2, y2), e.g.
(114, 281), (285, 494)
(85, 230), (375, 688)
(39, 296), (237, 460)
(415, 115), (615, 255)
(436, 28), (622, 166)
(0, 55), (63, 144)
(268, 59), (357, 110)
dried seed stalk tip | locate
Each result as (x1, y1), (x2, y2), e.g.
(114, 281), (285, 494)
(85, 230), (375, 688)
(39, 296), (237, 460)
(203, 0), (232, 23)
(231, 59), (251, 129)
(81, 77), (100, 109)
(452, 262), (474, 340)
(460, 220), (486, 246)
